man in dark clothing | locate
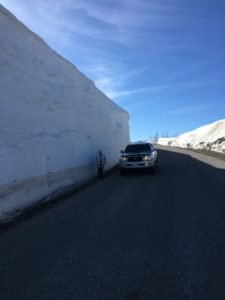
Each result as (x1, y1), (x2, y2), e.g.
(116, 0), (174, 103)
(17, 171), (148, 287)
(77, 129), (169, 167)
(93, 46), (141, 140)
(96, 150), (105, 178)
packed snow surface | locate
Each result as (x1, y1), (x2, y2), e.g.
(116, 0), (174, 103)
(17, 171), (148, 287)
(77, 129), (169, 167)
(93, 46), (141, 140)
(158, 119), (225, 153)
(0, 5), (130, 221)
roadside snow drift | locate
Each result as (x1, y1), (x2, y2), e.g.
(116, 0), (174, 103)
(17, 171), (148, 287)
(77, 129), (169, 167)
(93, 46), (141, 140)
(0, 5), (130, 221)
(158, 120), (225, 153)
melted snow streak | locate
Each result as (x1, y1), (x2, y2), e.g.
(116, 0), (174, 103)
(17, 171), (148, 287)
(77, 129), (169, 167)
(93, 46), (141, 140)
(0, 4), (130, 220)
(158, 120), (225, 153)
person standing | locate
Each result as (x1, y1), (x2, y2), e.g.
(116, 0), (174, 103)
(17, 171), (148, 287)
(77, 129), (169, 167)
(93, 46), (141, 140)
(96, 150), (105, 178)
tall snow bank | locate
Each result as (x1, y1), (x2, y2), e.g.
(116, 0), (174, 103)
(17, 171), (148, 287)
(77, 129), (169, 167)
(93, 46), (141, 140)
(158, 120), (225, 153)
(0, 5), (129, 220)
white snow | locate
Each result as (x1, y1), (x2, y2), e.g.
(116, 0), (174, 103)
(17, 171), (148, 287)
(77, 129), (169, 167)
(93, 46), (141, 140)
(0, 5), (130, 221)
(158, 119), (225, 153)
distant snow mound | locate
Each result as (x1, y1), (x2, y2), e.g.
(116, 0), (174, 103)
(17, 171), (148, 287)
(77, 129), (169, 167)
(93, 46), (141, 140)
(158, 119), (225, 153)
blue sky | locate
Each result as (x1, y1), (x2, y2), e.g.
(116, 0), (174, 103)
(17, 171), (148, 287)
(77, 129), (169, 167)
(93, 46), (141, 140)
(1, 0), (225, 141)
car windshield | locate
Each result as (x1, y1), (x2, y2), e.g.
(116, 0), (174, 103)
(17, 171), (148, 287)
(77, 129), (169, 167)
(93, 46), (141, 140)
(125, 144), (151, 153)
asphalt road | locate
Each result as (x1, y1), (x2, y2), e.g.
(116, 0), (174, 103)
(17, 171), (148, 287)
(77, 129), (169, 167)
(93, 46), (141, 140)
(0, 147), (225, 300)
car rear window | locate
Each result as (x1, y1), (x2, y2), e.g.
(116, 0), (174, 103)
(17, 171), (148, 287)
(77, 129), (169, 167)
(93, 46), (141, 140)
(125, 144), (151, 153)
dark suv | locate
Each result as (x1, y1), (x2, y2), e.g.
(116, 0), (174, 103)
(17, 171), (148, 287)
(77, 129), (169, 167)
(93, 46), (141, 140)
(119, 142), (158, 175)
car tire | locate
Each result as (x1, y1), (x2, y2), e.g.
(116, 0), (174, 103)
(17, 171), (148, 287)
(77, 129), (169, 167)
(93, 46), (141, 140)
(150, 163), (157, 175)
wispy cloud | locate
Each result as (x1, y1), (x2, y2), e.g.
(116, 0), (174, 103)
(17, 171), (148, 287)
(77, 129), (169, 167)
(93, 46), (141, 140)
(2, 0), (199, 52)
(0, 0), (163, 46)
(0, 0), (162, 100)
(104, 85), (169, 100)
(1, 0), (224, 107)
(83, 64), (152, 100)
(165, 104), (212, 115)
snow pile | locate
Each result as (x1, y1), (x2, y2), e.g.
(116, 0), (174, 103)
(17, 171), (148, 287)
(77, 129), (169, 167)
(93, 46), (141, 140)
(0, 5), (129, 221)
(157, 137), (175, 146)
(158, 119), (225, 153)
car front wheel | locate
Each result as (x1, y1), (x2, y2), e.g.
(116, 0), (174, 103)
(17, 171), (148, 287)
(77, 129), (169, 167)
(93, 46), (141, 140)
(150, 162), (157, 175)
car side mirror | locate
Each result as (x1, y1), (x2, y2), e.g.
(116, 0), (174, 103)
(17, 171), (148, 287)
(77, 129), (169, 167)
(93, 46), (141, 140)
(120, 150), (124, 153)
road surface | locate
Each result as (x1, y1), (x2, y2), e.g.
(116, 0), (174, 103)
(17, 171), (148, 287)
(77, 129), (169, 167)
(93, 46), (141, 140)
(0, 147), (225, 299)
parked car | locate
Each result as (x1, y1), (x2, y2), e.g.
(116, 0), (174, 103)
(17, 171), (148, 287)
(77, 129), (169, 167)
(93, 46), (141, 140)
(119, 142), (158, 175)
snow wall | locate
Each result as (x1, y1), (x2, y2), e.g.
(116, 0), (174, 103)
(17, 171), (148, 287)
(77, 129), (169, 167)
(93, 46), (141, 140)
(0, 5), (130, 220)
